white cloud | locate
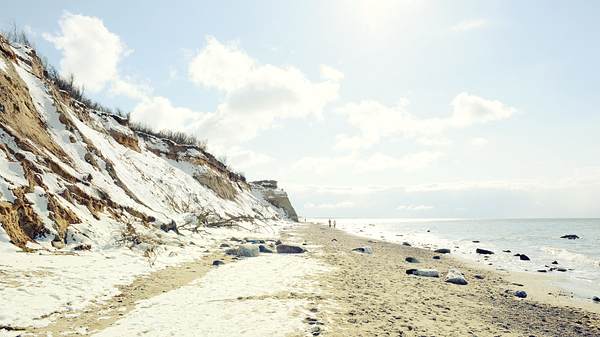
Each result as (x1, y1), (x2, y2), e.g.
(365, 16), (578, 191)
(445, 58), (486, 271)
(130, 96), (205, 132)
(130, 36), (340, 149)
(320, 64), (345, 81)
(109, 77), (152, 100)
(451, 19), (487, 32)
(292, 151), (442, 175)
(335, 92), (514, 151)
(397, 204), (434, 211)
(470, 137), (489, 148)
(44, 13), (129, 92)
(224, 146), (274, 172)
(304, 201), (355, 209)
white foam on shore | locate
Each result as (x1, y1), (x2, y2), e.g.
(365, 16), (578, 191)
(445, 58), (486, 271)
(93, 254), (328, 337)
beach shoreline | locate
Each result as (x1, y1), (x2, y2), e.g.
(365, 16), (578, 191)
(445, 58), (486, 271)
(295, 222), (600, 336)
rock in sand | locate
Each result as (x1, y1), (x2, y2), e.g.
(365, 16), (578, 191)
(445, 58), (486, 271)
(593, 296), (600, 303)
(212, 260), (225, 266)
(514, 290), (528, 298)
(405, 257), (420, 263)
(276, 244), (306, 254)
(237, 244), (260, 257)
(259, 244), (273, 253)
(352, 246), (374, 254)
(445, 268), (468, 285)
(406, 269), (440, 278)
(476, 248), (494, 255)
(434, 248), (451, 254)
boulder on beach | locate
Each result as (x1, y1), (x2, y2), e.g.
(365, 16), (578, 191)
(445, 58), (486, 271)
(276, 244), (306, 254)
(560, 234), (580, 240)
(474, 274), (485, 280)
(352, 246), (373, 254)
(406, 268), (440, 278)
(476, 248), (494, 255)
(405, 257), (420, 263)
(259, 244), (273, 253)
(519, 254), (530, 261)
(237, 244), (260, 257)
(432, 255), (441, 260)
(593, 296), (600, 303)
(445, 268), (468, 285)
(552, 260), (559, 264)
(514, 290), (528, 298)
(212, 260), (225, 266)
(502, 250), (511, 253)
(245, 238), (266, 244)
(402, 242), (412, 246)
(434, 248), (451, 254)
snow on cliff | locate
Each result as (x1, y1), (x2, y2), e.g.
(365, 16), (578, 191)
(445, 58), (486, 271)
(0, 35), (298, 329)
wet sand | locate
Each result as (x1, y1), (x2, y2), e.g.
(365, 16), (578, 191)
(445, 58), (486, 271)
(297, 223), (600, 337)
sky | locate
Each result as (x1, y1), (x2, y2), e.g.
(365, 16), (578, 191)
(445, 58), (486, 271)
(3, 0), (600, 218)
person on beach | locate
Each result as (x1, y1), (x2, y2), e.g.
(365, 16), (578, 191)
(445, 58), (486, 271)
(328, 219), (331, 228)
(333, 220), (336, 228)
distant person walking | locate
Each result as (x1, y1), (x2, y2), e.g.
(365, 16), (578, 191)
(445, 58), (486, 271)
(328, 219), (332, 228)
(333, 220), (337, 228)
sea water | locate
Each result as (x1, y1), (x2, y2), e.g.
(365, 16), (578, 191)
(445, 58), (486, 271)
(311, 218), (600, 299)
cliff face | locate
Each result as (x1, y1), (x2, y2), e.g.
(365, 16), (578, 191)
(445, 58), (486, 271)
(251, 180), (299, 222)
(0, 35), (296, 249)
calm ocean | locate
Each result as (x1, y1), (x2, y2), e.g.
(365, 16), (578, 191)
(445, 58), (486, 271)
(310, 218), (600, 299)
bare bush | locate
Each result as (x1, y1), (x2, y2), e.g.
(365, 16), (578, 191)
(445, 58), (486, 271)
(129, 122), (207, 150)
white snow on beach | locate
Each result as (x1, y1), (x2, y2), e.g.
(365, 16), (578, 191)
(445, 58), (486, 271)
(94, 254), (328, 337)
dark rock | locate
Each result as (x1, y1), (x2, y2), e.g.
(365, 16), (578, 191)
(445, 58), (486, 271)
(593, 296), (600, 303)
(245, 238), (266, 244)
(276, 244), (306, 254)
(552, 260), (559, 264)
(556, 267), (567, 272)
(560, 234), (580, 240)
(331, 238), (338, 242)
(275, 239), (282, 245)
(519, 254), (530, 261)
(514, 290), (528, 298)
(259, 244), (273, 253)
(352, 246), (373, 254)
(432, 255), (441, 260)
(220, 243), (230, 248)
(225, 248), (238, 256)
(212, 260), (225, 266)
(434, 248), (451, 254)
(474, 274), (485, 280)
(73, 244), (91, 251)
(230, 237), (243, 242)
(405, 257), (420, 263)
(445, 269), (468, 285)
(406, 268), (439, 278)
(402, 242), (411, 246)
(472, 240), (480, 243)
(537, 269), (547, 273)
(476, 248), (494, 255)
(160, 220), (179, 234)
(502, 250), (511, 253)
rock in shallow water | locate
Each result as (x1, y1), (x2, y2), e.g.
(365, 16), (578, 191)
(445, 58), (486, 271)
(276, 244), (306, 254)
(560, 234), (580, 240)
(445, 268), (468, 285)
(406, 269), (440, 278)
(352, 246), (373, 254)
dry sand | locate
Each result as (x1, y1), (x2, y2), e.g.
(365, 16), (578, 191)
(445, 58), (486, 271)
(296, 223), (600, 337)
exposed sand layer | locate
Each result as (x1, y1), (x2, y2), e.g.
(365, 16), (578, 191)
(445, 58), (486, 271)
(297, 223), (600, 337)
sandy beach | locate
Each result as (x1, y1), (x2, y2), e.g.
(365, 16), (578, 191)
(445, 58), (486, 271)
(294, 223), (600, 337)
